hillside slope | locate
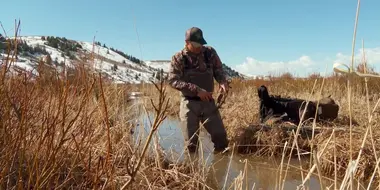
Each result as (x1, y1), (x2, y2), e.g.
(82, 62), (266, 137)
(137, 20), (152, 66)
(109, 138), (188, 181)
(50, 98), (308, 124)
(0, 35), (244, 83)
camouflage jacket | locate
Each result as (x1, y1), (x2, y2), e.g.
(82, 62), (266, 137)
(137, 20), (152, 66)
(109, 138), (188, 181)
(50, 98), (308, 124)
(167, 46), (227, 96)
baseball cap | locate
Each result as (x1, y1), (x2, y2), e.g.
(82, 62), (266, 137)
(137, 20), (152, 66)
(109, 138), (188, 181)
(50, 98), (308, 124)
(185, 27), (207, 45)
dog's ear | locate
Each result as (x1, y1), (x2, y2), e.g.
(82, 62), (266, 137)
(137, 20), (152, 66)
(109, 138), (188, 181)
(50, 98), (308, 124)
(257, 86), (263, 98)
(258, 85), (270, 100)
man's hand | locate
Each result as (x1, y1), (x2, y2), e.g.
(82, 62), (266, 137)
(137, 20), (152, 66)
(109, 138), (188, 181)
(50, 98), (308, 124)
(219, 82), (230, 94)
(197, 89), (213, 101)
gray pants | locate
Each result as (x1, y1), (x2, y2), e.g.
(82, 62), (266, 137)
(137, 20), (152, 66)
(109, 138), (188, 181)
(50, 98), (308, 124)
(179, 98), (229, 153)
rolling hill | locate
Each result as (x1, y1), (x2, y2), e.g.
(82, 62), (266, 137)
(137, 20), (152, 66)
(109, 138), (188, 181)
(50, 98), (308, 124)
(0, 35), (244, 83)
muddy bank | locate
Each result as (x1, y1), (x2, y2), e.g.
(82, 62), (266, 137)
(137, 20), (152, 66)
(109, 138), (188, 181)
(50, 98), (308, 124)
(231, 123), (316, 156)
(231, 122), (380, 187)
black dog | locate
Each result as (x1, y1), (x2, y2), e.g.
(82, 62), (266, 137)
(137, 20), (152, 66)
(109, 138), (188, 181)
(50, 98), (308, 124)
(258, 85), (317, 125)
(258, 85), (287, 123)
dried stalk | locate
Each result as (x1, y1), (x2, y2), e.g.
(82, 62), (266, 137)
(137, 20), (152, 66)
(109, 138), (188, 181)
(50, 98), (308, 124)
(121, 79), (170, 189)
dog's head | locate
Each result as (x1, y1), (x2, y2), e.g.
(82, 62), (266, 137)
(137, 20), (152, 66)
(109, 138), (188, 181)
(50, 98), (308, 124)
(318, 96), (335, 105)
(258, 85), (270, 101)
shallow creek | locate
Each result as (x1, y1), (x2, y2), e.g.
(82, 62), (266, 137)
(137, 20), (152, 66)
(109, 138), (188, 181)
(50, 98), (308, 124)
(129, 95), (334, 190)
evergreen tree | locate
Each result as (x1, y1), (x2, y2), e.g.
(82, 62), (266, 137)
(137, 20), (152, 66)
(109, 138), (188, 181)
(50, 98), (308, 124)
(51, 40), (58, 48)
(75, 43), (82, 49)
(65, 50), (71, 57)
(0, 33), (5, 43)
(69, 54), (75, 60)
(45, 54), (52, 65)
(112, 64), (118, 71)
(0, 37), (4, 51)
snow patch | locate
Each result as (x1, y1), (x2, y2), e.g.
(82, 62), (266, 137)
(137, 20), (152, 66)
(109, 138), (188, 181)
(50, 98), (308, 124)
(144, 60), (171, 72)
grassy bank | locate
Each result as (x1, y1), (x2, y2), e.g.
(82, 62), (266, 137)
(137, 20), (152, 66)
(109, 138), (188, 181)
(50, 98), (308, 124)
(140, 72), (380, 188)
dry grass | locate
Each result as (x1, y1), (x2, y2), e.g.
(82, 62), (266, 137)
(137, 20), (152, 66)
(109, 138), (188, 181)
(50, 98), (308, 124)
(0, 29), (233, 190)
(2, 12), (380, 188)
(314, 129), (380, 182)
(140, 71), (380, 188)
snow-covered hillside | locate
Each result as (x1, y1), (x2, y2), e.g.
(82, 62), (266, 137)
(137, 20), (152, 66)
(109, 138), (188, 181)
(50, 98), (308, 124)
(144, 60), (171, 72)
(0, 35), (244, 83)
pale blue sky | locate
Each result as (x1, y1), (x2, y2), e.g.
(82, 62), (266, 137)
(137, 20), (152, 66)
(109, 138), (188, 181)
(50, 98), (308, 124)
(2, 0), (380, 76)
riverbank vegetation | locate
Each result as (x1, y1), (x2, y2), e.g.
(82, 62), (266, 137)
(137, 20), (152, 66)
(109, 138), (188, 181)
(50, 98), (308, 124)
(0, 32), (239, 190)
(140, 65), (380, 189)
(2, 25), (380, 190)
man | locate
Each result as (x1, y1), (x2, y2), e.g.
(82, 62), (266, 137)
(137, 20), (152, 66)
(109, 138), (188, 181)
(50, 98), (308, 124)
(167, 27), (230, 154)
